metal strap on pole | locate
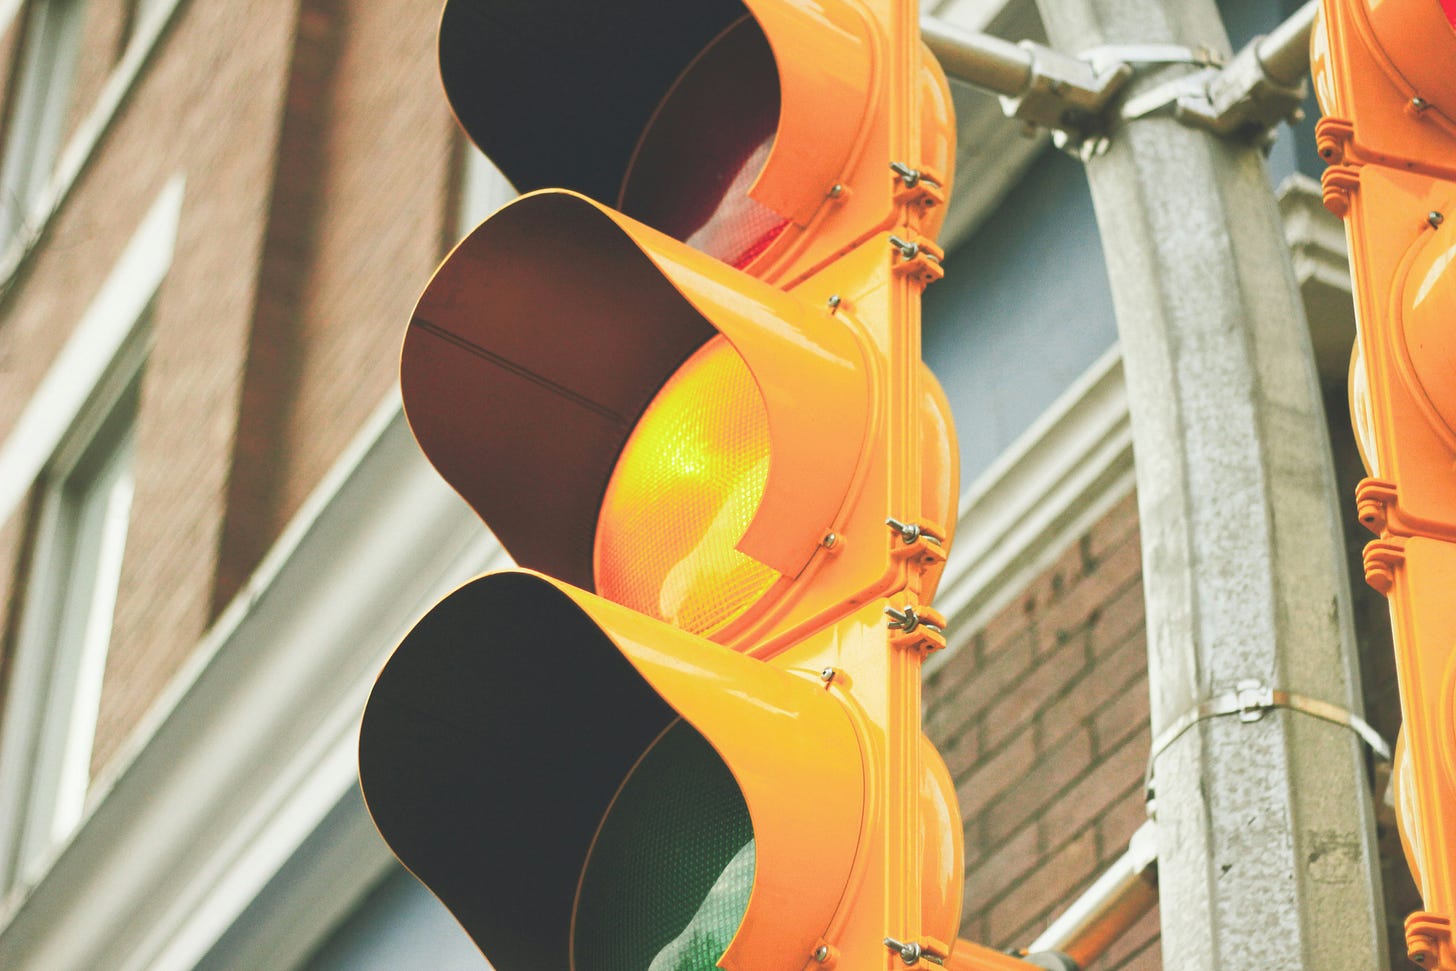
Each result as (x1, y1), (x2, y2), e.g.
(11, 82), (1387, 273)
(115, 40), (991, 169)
(1146, 679), (1393, 795)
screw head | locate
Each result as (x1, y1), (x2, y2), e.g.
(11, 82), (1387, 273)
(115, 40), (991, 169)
(814, 945), (831, 962)
(826, 295), (841, 310)
(1412, 96), (1430, 110)
(827, 183), (845, 198)
(1430, 211), (1445, 229)
(820, 667), (836, 683)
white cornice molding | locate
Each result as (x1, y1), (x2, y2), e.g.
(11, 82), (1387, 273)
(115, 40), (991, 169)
(1277, 173), (1356, 387)
(929, 0), (1049, 251)
(0, 393), (502, 971)
(927, 345), (1134, 674)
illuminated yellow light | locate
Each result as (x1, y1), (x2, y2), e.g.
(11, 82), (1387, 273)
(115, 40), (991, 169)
(595, 335), (779, 636)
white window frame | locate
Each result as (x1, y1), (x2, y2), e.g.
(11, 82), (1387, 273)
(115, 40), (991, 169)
(6, 325), (144, 883)
(0, 175), (182, 894)
(0, 0), (185, 286)
(0, 0), (89, 244)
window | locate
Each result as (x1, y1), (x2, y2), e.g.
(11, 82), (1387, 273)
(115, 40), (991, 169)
(0, 0), (88, 242)
(0, 176), (180, 893)
(7, 344), (142, 878)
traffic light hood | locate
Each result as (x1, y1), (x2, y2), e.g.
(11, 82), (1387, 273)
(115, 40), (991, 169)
(439, 0), (876, 230)
(401, 189), (874, 592)
(358, 570), (866, 971)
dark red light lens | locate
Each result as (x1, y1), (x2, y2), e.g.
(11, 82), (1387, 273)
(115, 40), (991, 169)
(619, 16), (790, 271)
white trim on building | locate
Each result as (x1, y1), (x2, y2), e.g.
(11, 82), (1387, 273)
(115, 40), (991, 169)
(0, 175), (182, 896)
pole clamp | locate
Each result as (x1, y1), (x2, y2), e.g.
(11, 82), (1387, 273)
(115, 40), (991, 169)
(1146, 678), (1392, 794)
(1119, 37), (1307, 145)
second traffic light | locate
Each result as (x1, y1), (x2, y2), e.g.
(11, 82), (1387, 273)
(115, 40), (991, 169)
(1313, 0), (1456, 966)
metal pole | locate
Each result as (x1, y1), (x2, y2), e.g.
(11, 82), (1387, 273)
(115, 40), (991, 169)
(1257, 0), (1318, 88)
(919, 18), (1032, 95)
(1028, 1), (1388, 968)
(1026, 821), (1158, 969)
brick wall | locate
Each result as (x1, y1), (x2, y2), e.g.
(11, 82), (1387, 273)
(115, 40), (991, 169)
(0, 0), (453, 776)
(925, 491), (1159, 969)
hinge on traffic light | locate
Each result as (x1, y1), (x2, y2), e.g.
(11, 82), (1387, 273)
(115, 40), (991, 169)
(1315, 116), (1362, 217)
(1407, 912), (1456, 969)
(888, 235), (945, 286)
(886, 517), (948, 570)
(1353, 478), (1456, 596)
(885, 604), (947, 654)
(1315, 116), (1354, 165)
(890, 162), (947, 218)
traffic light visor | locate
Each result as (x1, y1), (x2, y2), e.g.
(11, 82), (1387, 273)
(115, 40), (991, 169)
(358, 571), (866, 971)
(401, 191), (872, 594)
(617, 16), (789, 270)
(438, 0), (882, 259)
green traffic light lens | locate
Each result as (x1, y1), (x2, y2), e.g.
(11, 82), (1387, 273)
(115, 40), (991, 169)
(572, 721), (755, 971)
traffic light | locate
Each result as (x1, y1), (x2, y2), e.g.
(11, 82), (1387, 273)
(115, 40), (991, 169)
(1312, 1), (1456, 967)
(358, 1), (1037, 968)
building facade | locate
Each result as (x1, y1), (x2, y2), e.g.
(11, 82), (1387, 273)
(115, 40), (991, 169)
(0, 0), (1412, 968)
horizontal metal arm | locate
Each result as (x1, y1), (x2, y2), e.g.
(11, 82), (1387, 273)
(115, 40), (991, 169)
(923, 0), (1318, 144)
(919, 17), (1132, 138)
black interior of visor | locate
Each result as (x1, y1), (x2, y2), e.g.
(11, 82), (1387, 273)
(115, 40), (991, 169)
(358, 573), (676, 971)
(440, 0), (749, 203)
(618, 16), (780, 254)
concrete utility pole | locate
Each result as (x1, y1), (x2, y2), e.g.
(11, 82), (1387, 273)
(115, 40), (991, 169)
(1028, 0), (1388, 967)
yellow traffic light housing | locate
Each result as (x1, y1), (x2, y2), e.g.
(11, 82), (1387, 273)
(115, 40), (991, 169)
(360, 1), (1039, 969)
(1313, 1), (1456, 966)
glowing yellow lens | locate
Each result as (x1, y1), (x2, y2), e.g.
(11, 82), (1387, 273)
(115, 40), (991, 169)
(594, 335), (779, 636)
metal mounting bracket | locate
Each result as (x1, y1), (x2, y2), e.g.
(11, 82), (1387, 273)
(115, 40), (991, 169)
(922, 0), (1316, 151)
(1145, 678), (1393, 796)
(1124, 36), (1308, 144)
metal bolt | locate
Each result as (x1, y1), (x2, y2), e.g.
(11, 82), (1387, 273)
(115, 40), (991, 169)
(885, 605), (920, 633)
(888, 235), (919, 260)
(1430, 211), (1445, 229)
(814, 944), (831, 963)
(886, 517), (920, 544)
(827, 183), (845, 198)
(1412, 96), (1430, 111)
(821, 667), (836, 683)
(884, 937), (922, 964)
(826, 294), (841, 310)
(890, 161), (921, 187)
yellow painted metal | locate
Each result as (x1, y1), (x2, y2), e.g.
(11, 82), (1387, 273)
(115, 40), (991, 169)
(1314, 1), (1456, 965)
(360, 0), (1024, 968)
